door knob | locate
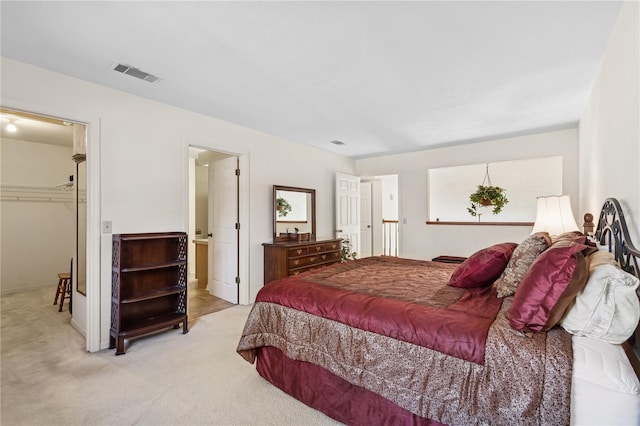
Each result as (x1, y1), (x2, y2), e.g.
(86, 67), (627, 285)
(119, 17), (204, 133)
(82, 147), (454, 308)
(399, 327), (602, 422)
(207, 233), (213, 237)
(336, 229), (343, 233)
(367, 225), (371, 228)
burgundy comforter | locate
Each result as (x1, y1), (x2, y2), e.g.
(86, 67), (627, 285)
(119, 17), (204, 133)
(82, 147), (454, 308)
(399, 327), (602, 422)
(237, 256), (572, 425)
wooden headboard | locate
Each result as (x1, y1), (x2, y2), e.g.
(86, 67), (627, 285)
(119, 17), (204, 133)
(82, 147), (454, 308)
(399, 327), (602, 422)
(592, 198), (640, 374)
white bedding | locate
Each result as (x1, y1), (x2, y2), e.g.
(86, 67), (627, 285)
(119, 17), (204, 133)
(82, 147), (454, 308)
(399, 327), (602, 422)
(571, 335), (640, 425)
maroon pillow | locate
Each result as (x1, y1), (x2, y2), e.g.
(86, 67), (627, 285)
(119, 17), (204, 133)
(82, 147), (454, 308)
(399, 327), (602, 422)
(509, 238), (592, 333)
(448, 243), (518, 288)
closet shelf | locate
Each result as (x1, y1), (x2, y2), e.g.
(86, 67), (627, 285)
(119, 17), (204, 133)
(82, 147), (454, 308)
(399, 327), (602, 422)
(0, 183), (85, 203)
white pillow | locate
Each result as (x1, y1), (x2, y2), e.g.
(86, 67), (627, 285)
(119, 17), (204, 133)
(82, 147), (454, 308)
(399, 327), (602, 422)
(561, 263), (640, 344)
(572, 335), (640, 395)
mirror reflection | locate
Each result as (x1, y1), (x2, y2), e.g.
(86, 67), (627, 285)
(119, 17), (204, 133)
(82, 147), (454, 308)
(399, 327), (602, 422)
(273, 185), (315, 242)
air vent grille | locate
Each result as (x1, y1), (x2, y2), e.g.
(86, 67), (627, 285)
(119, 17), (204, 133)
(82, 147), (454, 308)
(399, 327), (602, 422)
(330, 140), (346, 146)
(112, 63), (161, 83)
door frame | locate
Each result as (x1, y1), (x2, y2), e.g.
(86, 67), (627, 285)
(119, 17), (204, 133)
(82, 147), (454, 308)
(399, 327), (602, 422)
(185, 142), (250, 305)
(2, 97), (103, 352)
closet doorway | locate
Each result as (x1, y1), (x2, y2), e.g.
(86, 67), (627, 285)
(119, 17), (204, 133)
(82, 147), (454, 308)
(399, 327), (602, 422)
(188, 147), (237, 318)
(0, 108), (87, 332)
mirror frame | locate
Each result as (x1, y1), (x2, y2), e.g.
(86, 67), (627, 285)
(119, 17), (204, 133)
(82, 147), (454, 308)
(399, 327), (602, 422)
(273, 185), (316, 242)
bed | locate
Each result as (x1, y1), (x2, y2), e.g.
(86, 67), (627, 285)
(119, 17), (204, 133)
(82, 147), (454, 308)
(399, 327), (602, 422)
(237, 198), (640, 425)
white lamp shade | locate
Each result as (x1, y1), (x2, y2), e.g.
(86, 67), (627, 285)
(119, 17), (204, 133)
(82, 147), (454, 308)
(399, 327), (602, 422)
(531, 195), (580, 236)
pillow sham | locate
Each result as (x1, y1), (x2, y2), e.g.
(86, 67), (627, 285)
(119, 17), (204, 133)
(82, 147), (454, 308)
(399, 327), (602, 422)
(492, 232), (552, 298)
(448, 242), (518, 288)
(588, 250), (620, 271)
(572, 335), (640, 394)
(509, 238), (590, 333)
(560, 263), (640, 344)
(551, 231), (584, 244)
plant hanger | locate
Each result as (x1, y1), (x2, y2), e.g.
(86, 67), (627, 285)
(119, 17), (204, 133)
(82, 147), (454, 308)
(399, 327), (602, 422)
(482, 163), (493, 187)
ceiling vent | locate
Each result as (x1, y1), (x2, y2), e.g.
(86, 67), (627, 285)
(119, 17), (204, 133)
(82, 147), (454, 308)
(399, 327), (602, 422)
(112, 63), (161, 83)
(330, 140), (346, 146)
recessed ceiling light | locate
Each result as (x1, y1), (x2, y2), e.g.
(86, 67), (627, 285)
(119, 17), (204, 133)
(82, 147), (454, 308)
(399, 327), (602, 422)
(330, 140), (346, 146)
(6, 121), (17, 132)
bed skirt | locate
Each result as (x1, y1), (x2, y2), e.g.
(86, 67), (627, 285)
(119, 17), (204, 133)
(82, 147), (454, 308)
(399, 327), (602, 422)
(256, 346), (443, 426)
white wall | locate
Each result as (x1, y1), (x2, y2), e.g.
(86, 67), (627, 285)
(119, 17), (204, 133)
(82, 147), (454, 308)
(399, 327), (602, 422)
(579, 1), (639, 243)
(356, 129), (579, 260)
(379, 174), (398, 221)
(1, 138), (75, 294)
(1, 58), (355, 349)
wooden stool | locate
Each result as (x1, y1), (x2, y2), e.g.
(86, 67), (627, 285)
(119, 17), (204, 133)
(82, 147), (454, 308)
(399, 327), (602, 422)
(54, 272), (71, 312)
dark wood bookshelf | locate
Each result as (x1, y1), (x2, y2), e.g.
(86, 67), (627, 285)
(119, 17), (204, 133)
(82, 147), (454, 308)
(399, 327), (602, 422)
(110, 232), (188, 355)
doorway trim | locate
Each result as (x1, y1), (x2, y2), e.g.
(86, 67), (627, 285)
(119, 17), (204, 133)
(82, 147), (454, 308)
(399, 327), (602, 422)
(184, 141), (250, 305)
(2, 97), (102, 352)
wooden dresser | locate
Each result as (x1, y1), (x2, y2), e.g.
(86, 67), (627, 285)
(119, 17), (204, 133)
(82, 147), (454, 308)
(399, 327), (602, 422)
(263, 238), (342, 284)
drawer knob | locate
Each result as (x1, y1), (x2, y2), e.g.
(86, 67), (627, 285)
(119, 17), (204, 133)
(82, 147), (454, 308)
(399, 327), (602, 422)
(293, 260), (299, 265)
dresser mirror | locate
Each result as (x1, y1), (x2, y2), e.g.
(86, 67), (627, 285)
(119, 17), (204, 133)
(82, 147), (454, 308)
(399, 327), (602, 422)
(273, 185), (316, 242)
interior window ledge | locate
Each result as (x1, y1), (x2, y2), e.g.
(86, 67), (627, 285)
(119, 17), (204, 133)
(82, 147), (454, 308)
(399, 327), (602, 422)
(425, 221), (534, 226)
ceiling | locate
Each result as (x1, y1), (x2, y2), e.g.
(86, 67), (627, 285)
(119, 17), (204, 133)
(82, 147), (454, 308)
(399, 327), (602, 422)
(0, 1), (623, 158)
(0, 108), (74, 147)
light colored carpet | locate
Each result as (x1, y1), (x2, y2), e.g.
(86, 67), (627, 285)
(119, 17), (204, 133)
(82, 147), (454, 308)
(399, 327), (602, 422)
(1, 287), (341, 425)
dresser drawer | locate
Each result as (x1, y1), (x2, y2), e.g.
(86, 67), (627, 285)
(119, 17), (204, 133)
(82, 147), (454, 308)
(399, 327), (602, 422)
(288, 247), (309, 257)
(289, 258), (341, 276)
(289, 254), (320, 268)
(307, 242), (340, 254)
(323, 241), (340, 251)
(289, 249), (342, 268)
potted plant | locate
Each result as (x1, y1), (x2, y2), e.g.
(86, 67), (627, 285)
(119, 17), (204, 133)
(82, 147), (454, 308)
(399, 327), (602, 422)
(341, 238), (357, 262)
(276, 197), (291, 217)
(467, 185), (508, 217)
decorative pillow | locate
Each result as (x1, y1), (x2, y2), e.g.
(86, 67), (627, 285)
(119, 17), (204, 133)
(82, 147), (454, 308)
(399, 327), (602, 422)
(560, 263), (640, 344)
(551, 231), (584, 244)
(492, 232), (552, 298)
(448, 243), (518, 288)
(509, 238), (591, 333)
(588, 250), (620, 271)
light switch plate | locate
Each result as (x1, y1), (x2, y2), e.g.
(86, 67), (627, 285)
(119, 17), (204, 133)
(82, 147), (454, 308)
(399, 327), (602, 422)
(102, 220), (112, 233)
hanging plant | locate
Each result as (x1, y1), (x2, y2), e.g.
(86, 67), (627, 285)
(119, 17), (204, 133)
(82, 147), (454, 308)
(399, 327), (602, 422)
(467, 185), (509, 216)
(276, 197), (291, 217)
(467, 163), (508, 217)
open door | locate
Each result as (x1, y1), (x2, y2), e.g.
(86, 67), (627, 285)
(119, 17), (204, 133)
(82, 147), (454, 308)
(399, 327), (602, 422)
(208, 155), (239, 304)
(335, 172), (361, 257)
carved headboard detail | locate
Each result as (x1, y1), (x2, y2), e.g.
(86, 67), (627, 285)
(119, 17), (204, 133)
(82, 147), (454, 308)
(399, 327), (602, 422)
(594, 198), (640, 366)
(594, 198), (640, 279)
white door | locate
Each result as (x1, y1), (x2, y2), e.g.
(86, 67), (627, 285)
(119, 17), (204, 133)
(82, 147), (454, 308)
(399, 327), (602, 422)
(335, 173), (360, 257)
(208, 156), (238, 303)
(360, 182), (372, 258)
